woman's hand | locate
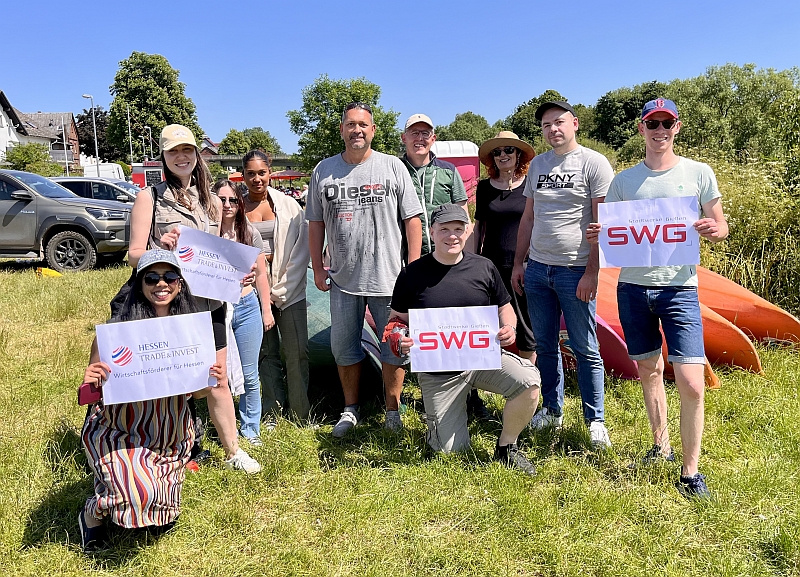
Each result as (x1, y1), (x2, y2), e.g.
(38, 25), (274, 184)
(159, 227), (181, 251)
(241, 263), (257, 287)
(84, 362), (111, 387)
(263, 309), (276, 331)
(208, 362), (226, 388)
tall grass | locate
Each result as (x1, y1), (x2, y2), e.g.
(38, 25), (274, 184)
(0, 259), (799, 576)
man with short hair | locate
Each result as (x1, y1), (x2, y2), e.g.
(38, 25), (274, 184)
(511, 101), (614, 448)
(587, 98), (728, 498)
(400, 113), (469, 256)
(307, 102), (423, 437)
(387, 204), (541, 473)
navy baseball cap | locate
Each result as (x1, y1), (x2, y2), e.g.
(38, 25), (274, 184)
(641, 98), (679, 120)
(534, 101), (577, 121)
(430, 203), (470, 225)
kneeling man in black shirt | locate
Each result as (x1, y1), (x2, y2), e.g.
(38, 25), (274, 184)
(386, 204), (541, 474)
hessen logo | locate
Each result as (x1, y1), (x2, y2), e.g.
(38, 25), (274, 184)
(607, 223), (687, 245)
(418, 330), (491, 351)
(178, 246), (194, 262)
(112, 346), (134, 366)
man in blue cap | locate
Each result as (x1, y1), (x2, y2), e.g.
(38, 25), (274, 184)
(587, 98), (729, 499)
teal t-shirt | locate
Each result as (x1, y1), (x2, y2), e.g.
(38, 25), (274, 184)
(605, 157), (721, 287)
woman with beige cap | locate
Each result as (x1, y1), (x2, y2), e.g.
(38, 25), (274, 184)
(474, 131), (537, 362)
(127, 124), (261, 474)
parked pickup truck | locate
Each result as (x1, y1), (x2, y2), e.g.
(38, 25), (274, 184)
(0, 169), (130, 272)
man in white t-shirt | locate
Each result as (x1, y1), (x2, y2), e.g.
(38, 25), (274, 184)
(307, 103), (423, 438)
(511, 101), (614, 449)
(587, 98), (728, 499)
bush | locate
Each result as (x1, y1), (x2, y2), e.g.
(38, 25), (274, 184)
(5, 142), (64, 177)
(617, 134), (645, 164)
(115, 160), (132, 177)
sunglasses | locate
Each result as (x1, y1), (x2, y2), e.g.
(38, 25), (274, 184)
(218, 196), (239, 205)
(643, 118), (678, 130)
(492, 146), (517, 157)
(143, 271), (181, 286)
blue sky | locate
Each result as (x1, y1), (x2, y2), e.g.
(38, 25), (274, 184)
(4, 0), (798, 154)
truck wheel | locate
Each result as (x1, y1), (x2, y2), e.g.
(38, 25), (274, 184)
(46, 231), (97, 272)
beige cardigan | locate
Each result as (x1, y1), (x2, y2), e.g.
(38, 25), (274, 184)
(265, 187), (309, 310)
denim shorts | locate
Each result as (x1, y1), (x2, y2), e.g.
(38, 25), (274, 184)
(329, 282), (406, 367)
(616, 283), (705, 365)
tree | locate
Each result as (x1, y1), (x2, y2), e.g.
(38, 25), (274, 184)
(107, 52), (203, 161)
(287, 75), (400, 171)
(592, 80), (667, 149)
(434, 112), (502, 146)
(76, 106), (125, 161)
(218, 127), (282, 155)
(5, 142), (63, 177)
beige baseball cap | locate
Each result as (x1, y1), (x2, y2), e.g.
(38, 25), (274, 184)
(404, 113), (434, 131)
(160, 124), (198, 152)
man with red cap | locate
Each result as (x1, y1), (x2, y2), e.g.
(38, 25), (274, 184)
(587, 98), (729, 499)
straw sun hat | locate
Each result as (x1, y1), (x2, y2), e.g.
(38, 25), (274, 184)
(478, 131), (535, 167)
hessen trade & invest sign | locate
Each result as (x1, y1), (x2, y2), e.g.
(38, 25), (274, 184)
(409, 306), (501, 372)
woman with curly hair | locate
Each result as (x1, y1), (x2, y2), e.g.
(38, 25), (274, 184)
(473, 131), (537, 362)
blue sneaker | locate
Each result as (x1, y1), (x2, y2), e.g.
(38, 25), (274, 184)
(677, 472), (712, 500)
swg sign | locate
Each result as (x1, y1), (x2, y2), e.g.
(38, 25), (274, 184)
(598, 196), (700, 268)
(409, 306), (500, 372)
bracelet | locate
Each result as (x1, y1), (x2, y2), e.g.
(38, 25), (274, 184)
(501, 324), (517, 334)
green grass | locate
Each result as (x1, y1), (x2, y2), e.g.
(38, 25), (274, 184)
(1, 263), (799, 576)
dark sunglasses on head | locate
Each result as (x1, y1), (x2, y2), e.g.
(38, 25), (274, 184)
(343, 102), (373, 120)
(218, 196), (239, 205)
(492, 146), (517, 157)
(143, 271), (181, 286)
(643, 118), (678, 130)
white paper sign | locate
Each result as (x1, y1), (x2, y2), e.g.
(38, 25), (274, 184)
(96, 311), (217, 404)
(176, 225), (260, 303)
(409, 306), (500, 372)
(598, 196), (701, 268)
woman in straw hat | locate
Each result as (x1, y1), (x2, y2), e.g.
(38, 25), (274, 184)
(473, 131), (537, 363)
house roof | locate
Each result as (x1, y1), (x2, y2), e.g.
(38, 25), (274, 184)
(18, 111), (74, 141)
(0, 91), (28, 135)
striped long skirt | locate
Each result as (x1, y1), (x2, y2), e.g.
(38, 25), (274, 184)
(81, 394), (194, 528)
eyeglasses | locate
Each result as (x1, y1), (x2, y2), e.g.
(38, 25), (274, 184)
(407, 129), (433, 140)
(643, 118), (678, 130)
(342, 102), (373, 120)
(218, 196), (239, 205)
(143, 271), (181, 286)
(492, 147), (517, 157)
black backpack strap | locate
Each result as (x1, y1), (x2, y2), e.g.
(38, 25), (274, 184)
(148, 181), (169, 249)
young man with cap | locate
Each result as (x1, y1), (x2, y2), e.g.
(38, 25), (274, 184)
(511, 101), (614, 448)
(307, 103), (423, 437)
(586, 98), (728, 499)
(400, 113), (469, 256)
(386, 204), (541, 474)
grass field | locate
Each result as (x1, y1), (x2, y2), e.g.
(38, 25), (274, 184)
(0, 263), (798, 576)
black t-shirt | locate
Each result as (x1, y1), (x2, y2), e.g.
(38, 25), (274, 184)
(474, 177), (528, 269)
(391, 252), (511, 313)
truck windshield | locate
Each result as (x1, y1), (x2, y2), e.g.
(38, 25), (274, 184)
(11, 172), (76, 199)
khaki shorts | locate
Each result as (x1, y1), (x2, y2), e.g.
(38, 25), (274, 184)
(418, 351), (541, 454)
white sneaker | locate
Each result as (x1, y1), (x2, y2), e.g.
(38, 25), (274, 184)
(589, 421), (612, 449)
(225, 448), (262, 474)
(332, 407), (360, 438)
(529, 407), (563, 431)
(384, 410), (403, 432)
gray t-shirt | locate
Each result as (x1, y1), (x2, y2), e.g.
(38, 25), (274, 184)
(307, 151), (423, 296)
(524, 145), (614, 266)
(605, 157), (721, 287)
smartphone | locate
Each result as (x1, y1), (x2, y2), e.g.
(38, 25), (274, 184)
(78, 382), (102, 406)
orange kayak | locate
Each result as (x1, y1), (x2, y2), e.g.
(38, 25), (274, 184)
(697, 266), (800, 344)
(598, 268), (762, 375)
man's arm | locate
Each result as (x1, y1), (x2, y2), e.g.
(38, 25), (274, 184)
(695, 197), (728, 242)
(510, 197), (534, 295)
(404, 216), (422, 262)
(576, 196), (604, 303)
(497, 303), (517, 347)
(308, 220), (329, 292)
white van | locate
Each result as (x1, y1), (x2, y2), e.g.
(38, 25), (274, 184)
(82, 162), (125, 180)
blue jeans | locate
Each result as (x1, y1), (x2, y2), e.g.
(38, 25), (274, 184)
(232, 291), (263, 438)
(524, 260), (605, 422)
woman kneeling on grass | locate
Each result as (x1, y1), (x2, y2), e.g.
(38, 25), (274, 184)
(79, 249), (224, 551)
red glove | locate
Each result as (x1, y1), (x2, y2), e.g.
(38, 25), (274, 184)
(382, 316), (409, 357)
